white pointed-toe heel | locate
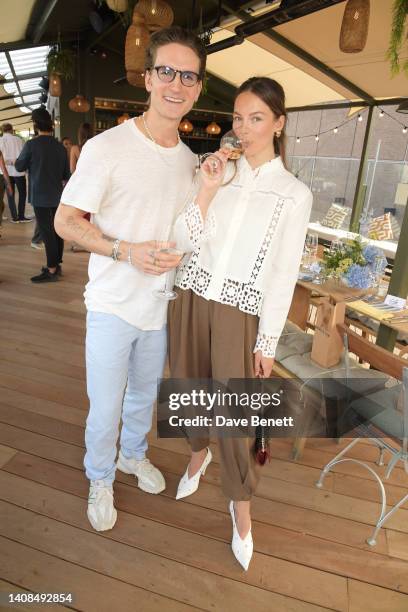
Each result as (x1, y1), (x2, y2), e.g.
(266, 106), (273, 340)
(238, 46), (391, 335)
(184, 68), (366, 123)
(176, 447), (212, 500)
(229, 501), (253, 571)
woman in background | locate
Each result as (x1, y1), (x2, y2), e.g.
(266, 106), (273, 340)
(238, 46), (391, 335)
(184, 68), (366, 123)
(70, 123), (93, 251)
(70, 123), (93, 174)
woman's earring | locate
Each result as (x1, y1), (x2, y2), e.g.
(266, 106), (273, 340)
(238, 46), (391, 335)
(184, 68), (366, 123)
(275, 130), (281, 138)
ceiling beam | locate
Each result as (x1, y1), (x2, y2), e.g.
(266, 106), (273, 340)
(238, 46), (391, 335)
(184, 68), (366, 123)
(26, 0), (59, 43)
(4, 52), (24, 103)
(287, 97), (408, 112)
(0, 102), (40, 112)
(0, 89), (42, 101)
(0, 71), (46, 85)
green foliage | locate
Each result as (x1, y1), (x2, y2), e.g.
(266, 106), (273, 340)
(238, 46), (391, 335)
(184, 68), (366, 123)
(323, 237), (366, 277)
(47, 47), (76, 80)
(387, 0), (408, 76)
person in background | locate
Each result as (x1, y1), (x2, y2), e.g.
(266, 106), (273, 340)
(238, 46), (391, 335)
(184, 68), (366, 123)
(15, 108), (70, 282)
(70, 123), (93, 174)
(62, 136), (73, 163)
(0, 151), (13, 236)
(0, 123), (30, 223)
(69, 124), (94, 251)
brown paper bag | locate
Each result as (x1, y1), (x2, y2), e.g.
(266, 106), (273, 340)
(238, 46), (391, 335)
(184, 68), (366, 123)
(311, 298), (346, 368)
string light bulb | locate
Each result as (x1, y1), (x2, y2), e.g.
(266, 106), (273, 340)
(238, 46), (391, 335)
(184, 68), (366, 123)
(358, 114), (363, 122)
(379, 109), (384, 117)
(333, 127), (338, 134)
(315, 135), (319, 142)
(296, 137), (300, 143)
(403, 126), (408, 134)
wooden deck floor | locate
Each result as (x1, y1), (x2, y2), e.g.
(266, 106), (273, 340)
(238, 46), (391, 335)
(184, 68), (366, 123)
(1, 221), (408, 612)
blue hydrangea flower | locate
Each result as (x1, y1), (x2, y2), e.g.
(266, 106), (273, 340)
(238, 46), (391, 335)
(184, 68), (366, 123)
(344, 264), (373, 289)
(362, 245), (387, 273)
(309, 261), (322, 274)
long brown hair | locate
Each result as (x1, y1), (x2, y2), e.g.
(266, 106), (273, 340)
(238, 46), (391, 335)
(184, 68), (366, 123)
(235, 77), (287, 168)
(78, 122), (93, 150)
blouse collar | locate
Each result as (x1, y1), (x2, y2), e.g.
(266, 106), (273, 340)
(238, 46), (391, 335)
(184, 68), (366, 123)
(237, 155), (284, 183)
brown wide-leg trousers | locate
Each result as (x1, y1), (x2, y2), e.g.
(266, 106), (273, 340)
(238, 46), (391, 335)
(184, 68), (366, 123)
(168, 288), (261, 501)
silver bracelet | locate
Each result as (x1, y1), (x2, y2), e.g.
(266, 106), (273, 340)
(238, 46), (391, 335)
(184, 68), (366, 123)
(127, 245), (133, 266)
(111, 239), (121, 262)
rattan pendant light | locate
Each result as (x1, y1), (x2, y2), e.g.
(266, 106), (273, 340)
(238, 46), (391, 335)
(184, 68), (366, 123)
(125, 9), (150, 82)
(69, 95), (90, 112)
(206, 121), (221, 135)
(339, 0), (370, 53)
(49, 72), (62, 97)
(106, 0), (128, 12)
(179, 118), (194, 133)
(117, 113), (130, 124)
(134, 0), (174, 31)
(69, 34), (90, 113)
(126, 70), (146, 87)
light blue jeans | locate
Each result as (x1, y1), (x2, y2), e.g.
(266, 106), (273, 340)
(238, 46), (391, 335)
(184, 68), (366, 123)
(84, 311), (167, 483)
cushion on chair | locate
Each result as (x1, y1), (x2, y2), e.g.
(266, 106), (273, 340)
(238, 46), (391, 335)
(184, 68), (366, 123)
(320, 204), (350, 229)
(279, 352), (389, 398)
(349, 384), (404, 439)
(276, 322), (314, 362)
(368, 213), (393, 240)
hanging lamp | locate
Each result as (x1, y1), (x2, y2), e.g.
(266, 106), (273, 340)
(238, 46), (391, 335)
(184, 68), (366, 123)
(206, 121), (221, 135)
(49, 72), (62, 97)
(339, 0), (370, 53)
(125, 9), (150, 83)
(106, 0), (128, 12)
(69, 34), (90, 113)
(134, 0), (174, 31)
(117, 113), (130, 124)
(179, 118), (194, 133)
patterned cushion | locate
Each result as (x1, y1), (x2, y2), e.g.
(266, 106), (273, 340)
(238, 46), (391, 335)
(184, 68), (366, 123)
(368, 213), (393, 241)
(390, 216), (401, 241)
(320, 204), (349, 229)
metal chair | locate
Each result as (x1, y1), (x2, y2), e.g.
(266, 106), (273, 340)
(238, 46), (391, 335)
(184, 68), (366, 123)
(315, 323), (408, 546)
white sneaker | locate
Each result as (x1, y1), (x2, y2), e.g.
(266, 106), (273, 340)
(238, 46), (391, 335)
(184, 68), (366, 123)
(176, 447), (212, 500)
(87, 480), (117, 532)
(117, 451), (165, 494)
(31, 241), (44, 250)
(229, 501), (253, 571)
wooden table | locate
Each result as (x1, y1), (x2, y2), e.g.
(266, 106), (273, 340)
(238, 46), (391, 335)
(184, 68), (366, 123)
(289, 278), (408, 335)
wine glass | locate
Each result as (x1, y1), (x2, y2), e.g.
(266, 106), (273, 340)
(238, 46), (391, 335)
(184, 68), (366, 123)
(199, 129), (243, 169)
(153, 224), (184, 301)
(303, 233), (318, 267)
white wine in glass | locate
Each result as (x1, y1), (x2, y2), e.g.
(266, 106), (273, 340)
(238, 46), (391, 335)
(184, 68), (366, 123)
(220, 129), (243, 159)
(199, 129), (243, 169)
(153, 227), (183, 301)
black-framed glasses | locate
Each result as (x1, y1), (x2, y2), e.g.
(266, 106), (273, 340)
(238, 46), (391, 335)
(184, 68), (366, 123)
(152, 65), (200, 87)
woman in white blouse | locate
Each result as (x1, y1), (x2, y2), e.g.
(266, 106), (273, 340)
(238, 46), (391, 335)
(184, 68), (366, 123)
(169, 77), (312, 570)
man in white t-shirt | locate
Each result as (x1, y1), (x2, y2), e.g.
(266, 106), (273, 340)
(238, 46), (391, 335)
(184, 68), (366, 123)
(55, 27), (205, 532)
(0, 123), (29, 222)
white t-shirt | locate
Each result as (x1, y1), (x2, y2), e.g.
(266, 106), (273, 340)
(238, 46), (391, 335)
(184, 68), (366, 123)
(61, 119), (197, 330)
(0, 133), (25, 177)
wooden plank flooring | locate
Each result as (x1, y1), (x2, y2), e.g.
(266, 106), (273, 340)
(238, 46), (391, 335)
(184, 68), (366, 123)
(1, 221), (408, 611)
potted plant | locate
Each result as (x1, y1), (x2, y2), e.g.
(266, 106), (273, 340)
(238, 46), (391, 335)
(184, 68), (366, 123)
(47, 46), (76, 80)
(387, 0), (408, 75)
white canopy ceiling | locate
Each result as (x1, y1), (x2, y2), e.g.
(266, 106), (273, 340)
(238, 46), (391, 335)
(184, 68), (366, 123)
(207, 0), (408, 106)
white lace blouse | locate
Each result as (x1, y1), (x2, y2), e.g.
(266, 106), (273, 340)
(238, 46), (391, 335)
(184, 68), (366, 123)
(173, 155), (313, 358)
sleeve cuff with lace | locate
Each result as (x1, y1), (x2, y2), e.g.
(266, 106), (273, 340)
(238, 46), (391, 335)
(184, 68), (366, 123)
(253, 332), (279, 358)
(184, 200), (216, 247)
